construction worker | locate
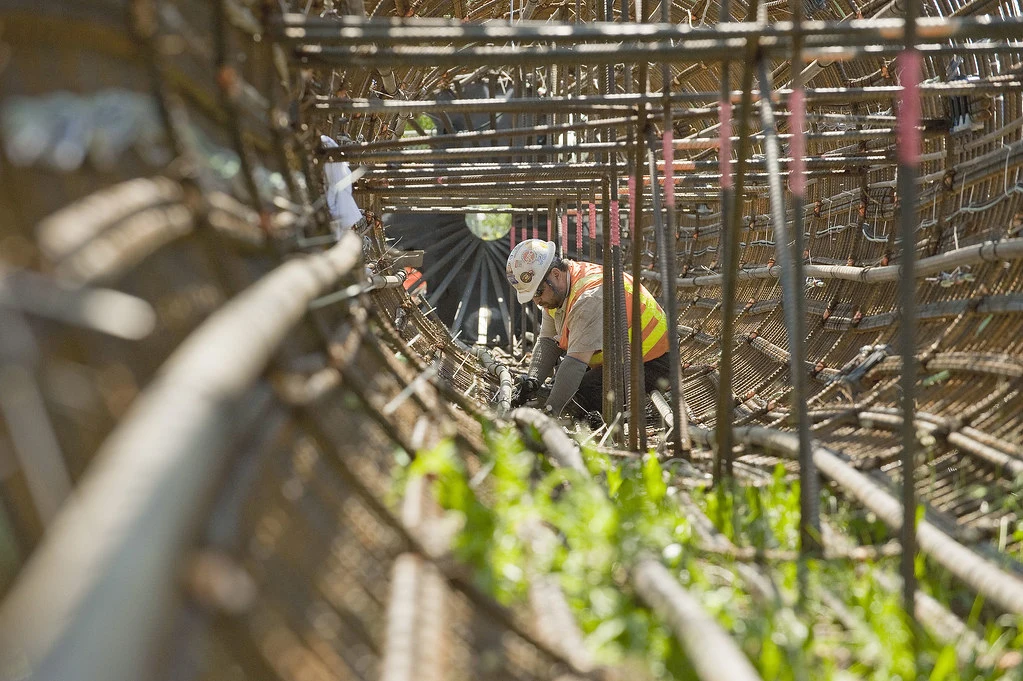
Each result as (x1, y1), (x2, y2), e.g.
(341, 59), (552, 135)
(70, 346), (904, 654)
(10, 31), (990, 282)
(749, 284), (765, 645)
(506, 238), (670, 417)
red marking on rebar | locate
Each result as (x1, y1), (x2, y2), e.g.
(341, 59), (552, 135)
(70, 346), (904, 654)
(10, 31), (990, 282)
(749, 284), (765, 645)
(576, 210), (583, 253)
(560, 213), (568, 255)
(532, 220), (538, 239)
(789, 89), (806, 197)
(546, 214), (552, 241)
(610, 200), (621, 246)
(588, 203), (597, 240)
(510, 223), (517, 248)
(897, 50), (923, 166)
(719, 100), (733, 189)
(662, 131), (675, 208)
(628, 176), (637, 235)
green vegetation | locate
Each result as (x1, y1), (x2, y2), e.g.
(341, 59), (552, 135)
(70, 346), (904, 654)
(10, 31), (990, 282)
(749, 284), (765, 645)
(466, 207), (513, 241)
(414, 114), (437, 134)
(398, 427), (1023, 680)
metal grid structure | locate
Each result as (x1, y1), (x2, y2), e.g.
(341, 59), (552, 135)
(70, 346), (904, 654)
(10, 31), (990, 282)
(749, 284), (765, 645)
(1, 0), (1023, 679)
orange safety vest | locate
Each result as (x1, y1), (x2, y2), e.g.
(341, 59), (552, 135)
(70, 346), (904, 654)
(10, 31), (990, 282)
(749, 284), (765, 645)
(547, 260), (669, 368)
(403, 267), (426, 294)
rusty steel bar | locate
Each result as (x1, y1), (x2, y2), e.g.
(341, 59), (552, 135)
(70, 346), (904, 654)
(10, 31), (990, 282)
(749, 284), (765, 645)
(456, 340), (513, 416)
(215, 0), (266, 212)
(629, 119), (646, 452)
(839, 409), (1023, 481)
(277, 14), (1023, 45)
(299, 39), (1023, 68)
(369, 162), (608, 176)
(372, 181), (618, 193)
(714, 35), (758, 482)
(686, 424), (1023, 616)
(632, 559), (765, 681)
(599, 4), (625, 436)
(356, 154), (894, 175)
(787, 0), (821, 558)
(804, 42), (1023, 61)
(646, 123), (687, 459)
(660, 3), (691, 458)
(712, 0), (734, 477)
(382, 478), (428, 681)
(316, 80), (1021, 116)
(0, 269), (157, 341)
(897, 0), (922, 622)
(510, 408), (587, 474)
(513, 407), (770, 679)
(0, 232), (364, 681)
(351, 115), (635, 150)
(298, 39), (748, 67)
(756, 57), (820, 554)
(331, 141), (627, 162)
(0, 307), (74, 526)
(653, 237), (1023, 287)
(527, 575), (595, 672)
(316, 95), (637, 114)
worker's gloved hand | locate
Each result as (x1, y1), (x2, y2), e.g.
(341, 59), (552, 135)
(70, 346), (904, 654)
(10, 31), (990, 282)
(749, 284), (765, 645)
(511, 375), (540, 407)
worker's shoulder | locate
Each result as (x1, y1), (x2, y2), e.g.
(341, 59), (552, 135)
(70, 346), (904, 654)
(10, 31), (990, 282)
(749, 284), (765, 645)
(569, 284), (603, 313)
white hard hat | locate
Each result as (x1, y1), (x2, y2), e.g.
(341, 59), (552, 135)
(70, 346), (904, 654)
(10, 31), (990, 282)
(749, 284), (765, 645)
(506, 239), (557, 303)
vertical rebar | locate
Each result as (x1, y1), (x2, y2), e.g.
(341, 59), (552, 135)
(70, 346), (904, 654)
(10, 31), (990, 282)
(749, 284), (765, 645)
(259, 1), (300, 206)
(599, 0), (611, 430)
(601, 0), (624, 435)
(629, 118), (646, 451)
(897, 0), (922, 636)
(588, 196), (597, 262)
(561, 205), (569, 256)
(611, 176), (628, 434)
(529, 205), (540, 342)
(716, 6), (758, 484)
(757, 58), (820, 553)
(215, 0), (265, 212)
(602, 176), (615, 426)
(713, 0), (736, 482)
(789, 0), (821, 556)
(509, 221), (518, 353)
(547, 199), (554, 242)
(660, 0), (690, 458)
(576, 195), (584, 259)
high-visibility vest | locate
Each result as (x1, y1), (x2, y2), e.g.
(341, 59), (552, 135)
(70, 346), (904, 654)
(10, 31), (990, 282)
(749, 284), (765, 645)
(547, 260), (669, 368)
(403, 267), (426, 294)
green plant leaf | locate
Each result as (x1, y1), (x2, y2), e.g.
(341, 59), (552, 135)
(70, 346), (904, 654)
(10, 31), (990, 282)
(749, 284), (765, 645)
(642, 454), (667, 503)
(928, 644), (957, 681)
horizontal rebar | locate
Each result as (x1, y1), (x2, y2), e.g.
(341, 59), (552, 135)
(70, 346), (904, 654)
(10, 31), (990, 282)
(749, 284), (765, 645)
(332, 140), (624, 161)
(352, 115), (635, 150)
(279, 14), (1023, 45)
(632, 558), (766, 681)
(346, 126), (944, 155)
(319, 79), (1021, 115)
(299, 40), (1023, 68)
(649, 237), (1023, 288)
(687, 424), (1023, 616)
(0, 232), (365, 681)
(510, 408), (587, 474)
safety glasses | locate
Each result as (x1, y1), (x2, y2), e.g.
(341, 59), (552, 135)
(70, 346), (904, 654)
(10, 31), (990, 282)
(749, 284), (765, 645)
(532, 268), (554, 300)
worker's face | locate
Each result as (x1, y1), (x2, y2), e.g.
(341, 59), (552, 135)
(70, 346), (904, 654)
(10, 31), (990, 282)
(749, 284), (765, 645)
(532, 267), (565, 309)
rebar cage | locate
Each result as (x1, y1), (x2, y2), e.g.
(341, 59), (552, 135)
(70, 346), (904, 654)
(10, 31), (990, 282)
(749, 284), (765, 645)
(1, 0), (1023, 679)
